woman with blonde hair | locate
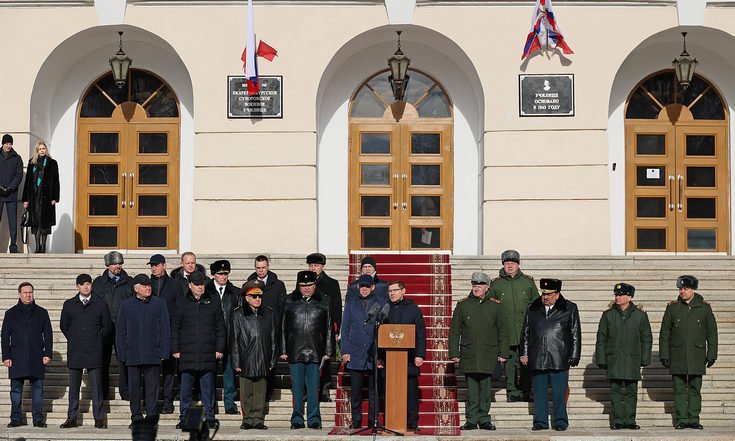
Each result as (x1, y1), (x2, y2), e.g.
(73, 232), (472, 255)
(21, 141), (59, 253)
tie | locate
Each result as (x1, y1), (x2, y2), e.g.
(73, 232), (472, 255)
(219, 287), (224, 297)
(82, 298), (89, 306)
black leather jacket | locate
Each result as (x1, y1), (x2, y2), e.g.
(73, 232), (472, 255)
(230, 305), (277, 377)
(281, 289), (333, 362)
(520, 295), (581, 370)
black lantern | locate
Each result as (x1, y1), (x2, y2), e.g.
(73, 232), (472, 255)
(672, 32), (697, 90)
(388, 31), (410, 102)
(109, 31), (132, 89)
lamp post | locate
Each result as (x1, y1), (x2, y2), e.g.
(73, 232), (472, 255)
(672, 32), (697, 90)
(109, 31), (132, 89)
(388, 31), (410, 102)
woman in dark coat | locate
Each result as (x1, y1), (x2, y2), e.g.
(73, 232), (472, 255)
(21, 141), (59, 253)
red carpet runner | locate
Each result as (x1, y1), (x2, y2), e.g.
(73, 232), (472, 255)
(330, 254), (460, 436)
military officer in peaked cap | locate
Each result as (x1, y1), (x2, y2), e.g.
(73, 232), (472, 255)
(595, 283), (652, 430)
(659, 275), (718, 430)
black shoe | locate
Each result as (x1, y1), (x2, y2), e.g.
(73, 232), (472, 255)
(9, 246), (19, 253)
(531, 424), (547, 431)
(161, 404), (175, 414)
(94, 419), (107, 429)
(689, 423), (703, 430)
(674, 423), (688, 429)
(460, 422), (477, 430)
(554, 425), (567, 431)
(610, 423), (622, 430)
(507, 395), (524, 402)
(290, 423), (305, 429)
(254, 423), (267, 430)
(319, 394), (332, 403)
(175, 422), (182, 429)
(308, 423), (322, 430)
(625, 423), (640, 430)
(479, 422), (496, 430)
(206, 420), (217, 429)
(225, 408), (239, 415)
(59, 418), (78, 428)
(351, 422), (362, 429)
(240, 422), (252, 430)
(7, 420), (22, 428)
(33, 421), (46, 428)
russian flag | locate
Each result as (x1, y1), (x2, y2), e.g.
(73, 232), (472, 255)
(521, 0), (573, 60)
(242, 0), (259, 95)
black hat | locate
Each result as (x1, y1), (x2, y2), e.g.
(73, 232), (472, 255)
(2, 134), (13, 145)
(501, 249), (520, 264)
(676, 275), (698, 290)
(76, 273), (92, 285)
(297, 270), (317, 286)
(210, 260), (231, 275)
(357, 274), (374, 287)
(241, 279), (265, 296)
(132, 273), (152, 286)
(188, 271), (207, 285)
(147, 254), (166, 265)
(540, 278), (562, 294)
(360, 256), (377, 270)
(306, 253), (326, 265)
(614, 282), (635, 297)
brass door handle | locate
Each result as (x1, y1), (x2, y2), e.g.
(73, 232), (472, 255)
(668, 175), (675, 211)
(121, 172), (127, 208)
(129, 171), (135, 209)
(393, 174), (399, 209)
(677, 175), (684, 212)
(401, 173), (408, 211)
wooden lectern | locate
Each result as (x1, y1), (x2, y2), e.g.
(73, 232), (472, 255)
(378, 324), (415, 433)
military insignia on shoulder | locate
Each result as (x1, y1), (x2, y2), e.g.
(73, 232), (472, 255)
(667, 300), (677, 306)
(491, 277), (500, 282)
(458, 297), (469, 303)
(637, 303), (645, 312)
(523, 274), (534, 280)
(489, 297), (502, 304)
(702, 300), (711, 305)
(607, 301), (615, 309)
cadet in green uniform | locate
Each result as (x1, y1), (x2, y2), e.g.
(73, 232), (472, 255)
(594, 283), (652, 430)
(659, 275), (718, 430)
(490, 250), (539, 401)
(449, 272), (509, 431)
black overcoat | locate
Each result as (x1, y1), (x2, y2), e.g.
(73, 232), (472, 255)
(230, 306), (277, 377)
(1, 301), (53, 379)
(60, 294), (113, 369)
(21, 156), (60, 227)
(0, 148), (23, 202)
(384, 298), (427, 377)
(92, 269), (133, 327)
(171, 290), (226, 372)
(520, 295), (582, 371)
(281, 289), (332, 362)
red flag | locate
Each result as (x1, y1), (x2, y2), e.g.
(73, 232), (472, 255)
(257, 41), (278, 61)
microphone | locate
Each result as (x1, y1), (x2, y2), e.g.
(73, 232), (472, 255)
(364, 303), (381, 325)
(377, 302), (391, 321)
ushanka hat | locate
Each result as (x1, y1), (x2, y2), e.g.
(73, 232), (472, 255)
(676, 275), (698, 290)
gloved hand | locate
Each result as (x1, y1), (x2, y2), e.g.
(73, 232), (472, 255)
(0, 186), (9, 197)
(568, 359), (579, 368)
(596, 364), (607, 370)
(706, 359), (715, 368)
(661, 359), (670, 368)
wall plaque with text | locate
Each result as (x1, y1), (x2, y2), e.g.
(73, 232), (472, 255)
(228, 75), (283, 118)
(519, 74), (574, 117)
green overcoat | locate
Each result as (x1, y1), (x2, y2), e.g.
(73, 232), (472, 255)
(448, 292), (509, 374)
(594, 302), (652, 380)
(659, 293), (718, 375)
(490, 269), (539, 346)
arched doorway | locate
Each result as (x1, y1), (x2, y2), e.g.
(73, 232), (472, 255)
(625, 71), (729, 252)
(348, 69), (453, 251)
(75, 69), (180, 251)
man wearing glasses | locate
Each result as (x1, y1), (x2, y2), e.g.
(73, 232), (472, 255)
(520, 278), (581, 432)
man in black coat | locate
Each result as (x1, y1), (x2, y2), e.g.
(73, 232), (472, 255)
(171, 251), (208, 293)
(92, 250), (133, 400)
(0, 134), (23, 253)
(59, 274), (113, 429)
(205, 259), (240, 414)
(172, 271), (226, 428)
(281, 271), (332, 430)
(381, 280), (427, 434)
(520, 278), (581, 432)
(1, 282), (53, 427)
(346, 256), (389, 302)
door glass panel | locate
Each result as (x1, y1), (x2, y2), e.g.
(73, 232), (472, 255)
(637, 228), (666, 249)
(686, 135), (715, 156)
(636, 197), (666, 218)
(138, 164), (167, 185)
(415, 88), (451, 118)
(687, 198), (716, 219)
(89, 133), (119, 154)
(411, 133), (440, 154)
(138, 227), (167, 248)
(687, 167), (715, 187)
(687, 229), (716, 250)
(145, 85), (179, 118)
(79, 87), (116, 118)
(89, 164), (119, 185)
(138, 195), (167, 216)
(361, 164), (390, 185)
(361, 196), (390, 217)
(636, 166), (665, 186)
(411, 196), (440, 217)
(361, 227), (390, 248)
(139, 133), (168, 154)
(411, 165), (440, 186)
(636, 134), (665, 155)
(361, 133), (390, 154)
(351, 88), (387, 118)
(89, 195), (118, 216)
(411, 227), (440, 248)
(89, 226), (117, 247)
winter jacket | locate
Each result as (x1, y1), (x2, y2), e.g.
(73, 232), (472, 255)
(383, 298), (427, 377)
(449, 292), (509, 374)
(60, 294), (113, 369)
(205, 279), (240, 335)
(116, 295), (170, 366)
(490, 269), (539, 346)
(1, 301), (53, 379)
(247, 270), (287, 321)
(92, 269), (133, 327)
(151, 273), (183, 320)
(171, 290), (226, 372)
(340, 292), (386, 371)
(281, 289), (332, 362)
(316, 271), (343, 333)
(171, 264), (208, 294)
(520, 295), (581, 371)
(0, 148), (23, 202)
(594, 302), (652, 380)
(230, 305), (277, 377)
(659, 293), (718, 375)
(21, 156), (59, 227)
(346, 274), (389, 303)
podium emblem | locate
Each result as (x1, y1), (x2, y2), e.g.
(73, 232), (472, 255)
(389, 329), (405, 344)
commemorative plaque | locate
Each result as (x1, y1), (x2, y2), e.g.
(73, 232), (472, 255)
(228, 75), (282, 118)
(519, 74), (574, 117)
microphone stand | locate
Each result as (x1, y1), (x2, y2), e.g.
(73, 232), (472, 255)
(352, 311), (402, 437)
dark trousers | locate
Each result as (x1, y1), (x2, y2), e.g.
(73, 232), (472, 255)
(161, 356), (177, 407)
(407, 374), (419, 428)
(610, 379), (638, 426)
(289, 362), (321, 425)
(180, 370), (215, 421)
(349, 369), (377, 426)
(532, 369), (569, 429)
(319, 358), (332, 399)
(128, 364), (160, 422)
(10, 377), (43, 423)
(103, 344), (128, 400)
(0, 200), (18, 249)
(68, 367), (105, 420)
(672, 374), (703, 425)
(240, 376), (267, 425)
(465, 372), (492, 425)
(222, 354), (238, 411)
(505, 345), (531, 398)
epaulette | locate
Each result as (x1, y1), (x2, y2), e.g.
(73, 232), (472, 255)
(523, 274), (534, 281)
(667, 300), (677, 306)
(637, 303), (645, 312)
(703, 300), (711, 305)
(265, 305), (274, 311)
(607, 301), (614, 309)
(458, 297), (469, 303)
(489, 297), (502, 304)
(491, 277), (501, 282)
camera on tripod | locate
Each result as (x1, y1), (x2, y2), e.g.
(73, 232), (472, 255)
(180, 402), (218, 441)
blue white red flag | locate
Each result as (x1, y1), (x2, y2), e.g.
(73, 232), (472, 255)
(521, 0), (573, 60)
(240, 0), (278, 95)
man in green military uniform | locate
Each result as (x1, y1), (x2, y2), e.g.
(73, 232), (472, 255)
(449, 272), (509, 431)
(490, 250), (539, 401)
(659, 275), (718, 430)
(594, 283), (652, 430)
